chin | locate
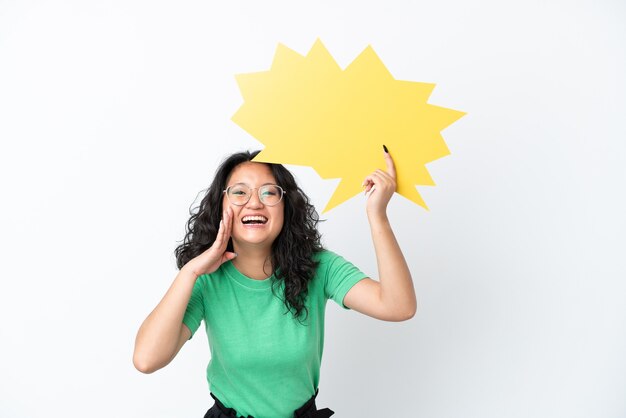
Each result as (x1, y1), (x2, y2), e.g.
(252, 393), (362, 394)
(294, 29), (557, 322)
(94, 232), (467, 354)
(232, 233), (278, 248)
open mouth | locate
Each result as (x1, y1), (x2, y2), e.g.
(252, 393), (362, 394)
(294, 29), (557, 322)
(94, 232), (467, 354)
(241, 215), (268, 225)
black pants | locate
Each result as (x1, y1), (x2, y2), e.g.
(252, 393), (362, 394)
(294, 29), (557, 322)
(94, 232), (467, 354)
(203, 388), (334, 418)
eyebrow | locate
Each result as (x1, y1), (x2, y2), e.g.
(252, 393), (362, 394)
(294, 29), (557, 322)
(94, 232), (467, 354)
(227, 182), (277, 188)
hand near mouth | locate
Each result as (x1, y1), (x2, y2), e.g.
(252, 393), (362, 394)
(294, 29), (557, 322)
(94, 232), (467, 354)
(183, 206), (238, 278)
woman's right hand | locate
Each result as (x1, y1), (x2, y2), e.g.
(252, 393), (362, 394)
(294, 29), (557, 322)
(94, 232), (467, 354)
(183, 206), (237, 278)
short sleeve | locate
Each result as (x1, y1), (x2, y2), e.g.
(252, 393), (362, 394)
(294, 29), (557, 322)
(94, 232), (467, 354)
(182, 274), (206, 340)
(321, 251), (368, 310)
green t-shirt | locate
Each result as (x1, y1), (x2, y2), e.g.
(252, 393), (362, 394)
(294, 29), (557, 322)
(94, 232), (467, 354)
(182, 249), (367, 418)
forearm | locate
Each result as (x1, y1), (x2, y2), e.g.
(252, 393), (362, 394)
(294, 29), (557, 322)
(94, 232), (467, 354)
(368, 212), (417, 319)
(133, 267), (197, 372)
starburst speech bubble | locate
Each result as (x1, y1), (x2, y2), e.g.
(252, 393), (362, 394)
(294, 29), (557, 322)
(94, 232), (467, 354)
(232, 39), (465, 213)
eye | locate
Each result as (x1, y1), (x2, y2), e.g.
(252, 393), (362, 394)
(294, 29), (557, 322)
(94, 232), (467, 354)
(229, 184), (250, 196)
(261, 186), (280, 196)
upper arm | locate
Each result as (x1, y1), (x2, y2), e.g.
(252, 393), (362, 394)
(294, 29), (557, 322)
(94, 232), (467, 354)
(134, 324), (192, 374)
(343, 278), (410, 322)
(167, 324), (192, 364)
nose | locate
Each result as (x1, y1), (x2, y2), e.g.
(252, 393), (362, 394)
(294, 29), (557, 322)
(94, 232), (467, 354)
(245, 189), (264, 208)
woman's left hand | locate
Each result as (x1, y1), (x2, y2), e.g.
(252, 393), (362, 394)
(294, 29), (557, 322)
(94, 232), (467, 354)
(362, 147), (397, 218)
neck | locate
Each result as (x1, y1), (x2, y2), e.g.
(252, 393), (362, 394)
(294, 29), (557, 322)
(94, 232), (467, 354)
(231, 244), (274, 280)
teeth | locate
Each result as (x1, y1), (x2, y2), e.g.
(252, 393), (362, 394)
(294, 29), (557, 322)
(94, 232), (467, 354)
(242, 215), (268, 223)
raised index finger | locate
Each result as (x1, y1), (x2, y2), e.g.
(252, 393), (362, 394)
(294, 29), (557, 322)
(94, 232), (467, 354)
(383, 145), (396, 179)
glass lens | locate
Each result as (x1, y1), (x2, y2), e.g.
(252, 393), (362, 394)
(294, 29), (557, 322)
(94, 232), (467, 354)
(226, 184), (283, 206)
(259, 185), (282, 206)
(227, 184), (251, 205)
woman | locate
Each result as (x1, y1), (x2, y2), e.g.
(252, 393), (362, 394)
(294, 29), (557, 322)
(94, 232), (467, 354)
(133, 148), (416, 418)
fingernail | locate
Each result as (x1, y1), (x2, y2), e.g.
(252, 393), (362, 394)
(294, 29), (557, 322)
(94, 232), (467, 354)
(383, 144), (389, 153)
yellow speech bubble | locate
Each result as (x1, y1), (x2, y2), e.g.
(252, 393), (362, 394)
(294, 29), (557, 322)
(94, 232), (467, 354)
(232, 39), (465, 213)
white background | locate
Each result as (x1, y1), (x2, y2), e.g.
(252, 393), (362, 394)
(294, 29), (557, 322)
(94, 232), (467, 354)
(1, 1), (625, 417)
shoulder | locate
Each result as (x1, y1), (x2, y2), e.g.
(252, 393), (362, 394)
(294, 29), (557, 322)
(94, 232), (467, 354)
(311, 249), (344, 272)
(312, 249), (342, 264)
(313, 249), (358, 267)
(311, 249), (361, 280)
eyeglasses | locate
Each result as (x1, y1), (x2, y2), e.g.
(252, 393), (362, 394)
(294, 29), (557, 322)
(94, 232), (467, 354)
(223, 183), (286, 206)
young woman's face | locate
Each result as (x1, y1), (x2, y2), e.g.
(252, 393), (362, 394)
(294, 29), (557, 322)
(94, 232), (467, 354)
(223, 162), (285, 251)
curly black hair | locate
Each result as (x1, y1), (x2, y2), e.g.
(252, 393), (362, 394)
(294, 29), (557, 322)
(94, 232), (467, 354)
(174, 150), (323, 323)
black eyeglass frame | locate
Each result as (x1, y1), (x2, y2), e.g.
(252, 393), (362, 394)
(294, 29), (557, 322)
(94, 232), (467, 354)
(222, 183), (287, 207)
